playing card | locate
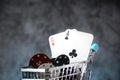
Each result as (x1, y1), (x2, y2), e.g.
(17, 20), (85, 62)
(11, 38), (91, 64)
(49, 29), (94, 63)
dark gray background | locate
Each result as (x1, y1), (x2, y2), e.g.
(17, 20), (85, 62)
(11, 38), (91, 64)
(0, 0), (120, 80)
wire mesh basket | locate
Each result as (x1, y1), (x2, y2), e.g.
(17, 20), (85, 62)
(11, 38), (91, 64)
(21, 61), (87, 80)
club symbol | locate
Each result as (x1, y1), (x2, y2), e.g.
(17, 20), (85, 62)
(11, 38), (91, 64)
(69, 49), (77, 58)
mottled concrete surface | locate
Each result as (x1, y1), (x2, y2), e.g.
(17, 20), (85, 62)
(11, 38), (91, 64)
(0, 0), (120, 80)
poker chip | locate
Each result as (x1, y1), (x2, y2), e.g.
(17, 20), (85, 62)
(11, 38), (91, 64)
(51, 54), (70, 67)
(29, 53), (51, 68)
(38, 63), (54, 69)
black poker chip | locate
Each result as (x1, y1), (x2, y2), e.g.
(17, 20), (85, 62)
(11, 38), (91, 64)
(51, 54), (70, 67)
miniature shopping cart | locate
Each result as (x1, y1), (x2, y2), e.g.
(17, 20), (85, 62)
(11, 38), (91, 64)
(21, 43), (99, 80)
(21, 29), (99, 80)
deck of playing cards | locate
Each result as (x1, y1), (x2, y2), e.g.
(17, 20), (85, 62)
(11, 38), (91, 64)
(49, 29), (94, 64)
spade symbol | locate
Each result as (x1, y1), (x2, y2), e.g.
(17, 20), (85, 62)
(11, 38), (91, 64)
(65, 31), (69, 40)
(69, 49), (77, 58)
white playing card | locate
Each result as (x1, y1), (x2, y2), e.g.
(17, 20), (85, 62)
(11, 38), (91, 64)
(49, 29), (94, 63)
